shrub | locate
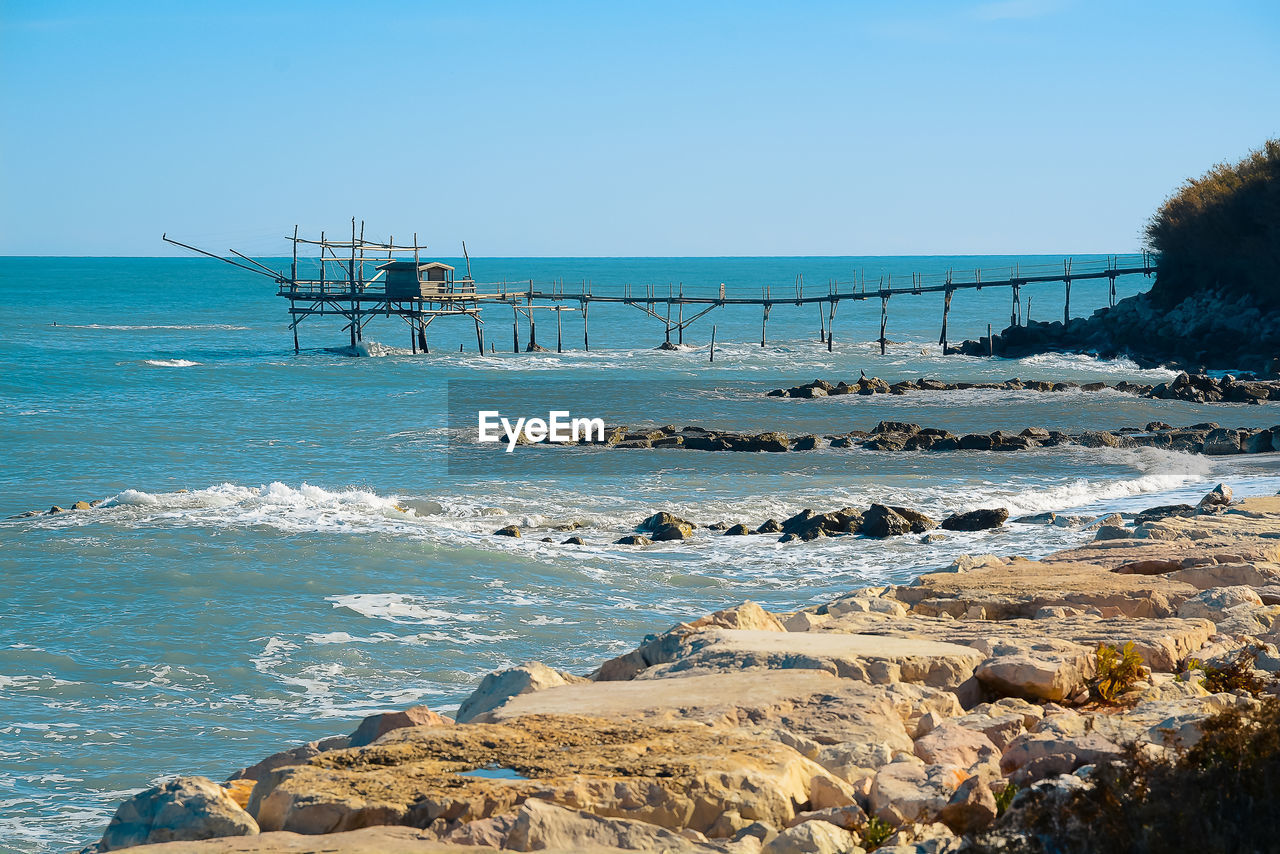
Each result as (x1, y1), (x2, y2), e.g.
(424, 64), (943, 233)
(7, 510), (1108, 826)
(1091, 641), (1147, 703)
(859, 816), (896, 850)
(969, 696), (1280, 854)
(1145, 139), (1280, 307)
(1195, 645), (1267, 697)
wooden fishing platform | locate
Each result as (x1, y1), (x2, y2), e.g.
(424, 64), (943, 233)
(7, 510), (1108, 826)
(163, 221), (1156, 356)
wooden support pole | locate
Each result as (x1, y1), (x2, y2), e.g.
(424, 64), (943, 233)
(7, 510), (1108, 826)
(291, 224), (298, 284)
(709, 324), (716, 363)
(677, 292), (684, 346)
(411, 320), (417, 354)
(512, 304), (519, 354)
(879, 295), (889, 355)
(827, 301), (836, 353)
(818, 302), (826, 342)
(583, 303), (590, 351)
(760, 304), (769, 347)
(940, 288), (953, 353)
(1064, 280), (1071, 324)
(528, 318), (538, 351)
(665, 299), (672, 345)
(293, 321), (299, 354)
(556, 308), (563, 353)
(418, 321), (428, 353)
(475, 316), (484, 354)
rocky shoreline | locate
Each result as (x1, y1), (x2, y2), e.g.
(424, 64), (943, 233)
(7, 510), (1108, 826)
(951, 289), (1280, 377)
(551, 420), (1279, 457)
(87, 486), (1280, 853)
(767, 372), (1280, 404)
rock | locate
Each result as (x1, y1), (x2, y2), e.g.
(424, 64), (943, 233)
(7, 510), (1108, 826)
(594, 602), (784, 681)
(229, 736), (351, 782)
(99, 776), (259, 850)
(999, 712), (1123, 785)
(863, 504), (937, 538)
(913, 721), (1000, 773)
(1093, 525), (1132, 541)
(47, 505), (65, 514)
(869, 760), (966, 824)
(724, 524), (753, 536)
(786, 804), (867, 831)
(562, 535), (585, 545)
(896, 556), (1196, 620)
(972, 638), (1095, 702)
(1203, 428), (1246, 455)
(456, 663), (585, 724)
(1198, 483), (1234, 509)
(249, 715), (842, 837)
(614, 534), (651, 545)
(652, 521), (695, 541)
(791, 435), (822, 451)
(1167, 561), (1280, 590)
(73, 500), (92, 510)
(639, 511), (693, 532)
(761, 820), (862, 854)
(1177, 585), (1267, 633)
(637, 628), (984, 696)
(494, 525), (521, 538)
(504, 797), (702, 852)
(940, 509), (1009, 532)
(92, 826), (496, 853)
(757, 519), (783, 534)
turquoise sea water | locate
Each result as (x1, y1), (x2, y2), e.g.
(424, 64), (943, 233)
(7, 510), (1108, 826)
(2, 255), (1278, 851)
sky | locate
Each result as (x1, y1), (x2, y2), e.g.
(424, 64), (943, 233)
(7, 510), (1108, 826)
(1, 0), (1277, 256)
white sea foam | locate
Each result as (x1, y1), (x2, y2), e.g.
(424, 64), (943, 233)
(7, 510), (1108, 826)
(328, 593), (485, 625)
(143, 359), (199, 367)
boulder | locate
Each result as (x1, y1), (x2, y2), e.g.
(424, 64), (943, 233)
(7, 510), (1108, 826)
(724, 524), (753, 536)
(594, 602), (784, 681)
(912, 721), (1000, 773)
(457, 664), (586, 724)
(639, 512), (693, 532)
(494, 525), (521, 537)
(1198, 483), (1233, 509)
(863, 504), (937, 538)
(999, 712), (1123, 785)
(229, 736), (351, 782)
(504, 797), (703, 852)
(869, 760), (966, 824)
(938, 769), (999, 835)
(614, 535), (651, 546)
(761, 820), (863, 854)
(100, 776), (259, 850)
(757, 519), (783, 534)
(652, 521), (695, 541)
(972, 638), (1095, 703)
(940, 509), (1009, 532)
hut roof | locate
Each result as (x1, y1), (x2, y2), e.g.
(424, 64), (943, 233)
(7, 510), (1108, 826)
(375, 260), (455, 271)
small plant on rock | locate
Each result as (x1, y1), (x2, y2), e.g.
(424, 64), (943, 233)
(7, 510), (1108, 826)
(1199, 645), (1267, 696)
(995, 781), (1018, 816)
(1091, 641), (1148, 703)
(859, 815), (896, 851)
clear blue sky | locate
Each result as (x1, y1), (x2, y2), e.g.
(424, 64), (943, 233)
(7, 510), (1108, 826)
(2, 0), (1277, 256)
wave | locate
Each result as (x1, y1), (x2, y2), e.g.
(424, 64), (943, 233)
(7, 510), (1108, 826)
(143, 359), (199, 367)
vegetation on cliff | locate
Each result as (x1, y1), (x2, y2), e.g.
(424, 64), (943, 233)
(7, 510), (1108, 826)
(1146, 139), (1280, 307)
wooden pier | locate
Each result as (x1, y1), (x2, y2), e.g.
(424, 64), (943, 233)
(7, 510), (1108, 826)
(164, 224), (1156, 356)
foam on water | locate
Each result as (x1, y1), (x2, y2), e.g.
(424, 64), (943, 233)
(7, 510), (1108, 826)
(143, 358), (199, 367)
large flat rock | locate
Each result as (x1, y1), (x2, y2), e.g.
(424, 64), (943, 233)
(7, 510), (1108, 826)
(894, 557), (1197, 618)
(635, 628), (984, 692)
(111, 827), (494, 853)
(247, 715), (847, 838)
(476, 669), (963, 779)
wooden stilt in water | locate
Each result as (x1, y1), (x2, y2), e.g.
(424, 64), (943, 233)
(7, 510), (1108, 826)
(512, 304), (519, 354)
(818, 302), (826, 342)
(940, 288), (953, 353)
(677, 288), (684, 346)
(1064, 280), (1071, 324)
(827, 301), (836, 353)
(583, 303), (590, 351)
(1011, 284), (1020, 328)
(556, 308), (563, 353)
(418, 321), (428, 353)
(879, 295), (889, 355)
(760, 304), (770, 347)
(709, 324), (716, 363)
(474, 316), (484, 354)
(411, 320), (417, 354)
(293, 323), (299, 354)
(665, 298), (672, 346)
(528, 318), (538, 351)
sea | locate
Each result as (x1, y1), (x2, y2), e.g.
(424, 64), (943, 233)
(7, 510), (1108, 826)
(2, 255), (1278, 852)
